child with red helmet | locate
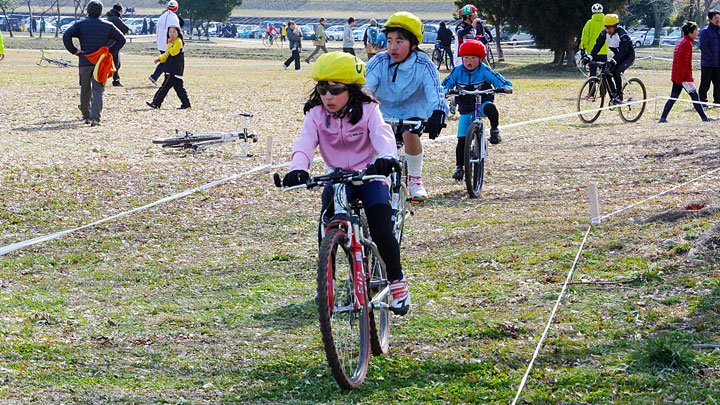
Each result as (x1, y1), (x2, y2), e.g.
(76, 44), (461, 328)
(441, 40), (512, 180)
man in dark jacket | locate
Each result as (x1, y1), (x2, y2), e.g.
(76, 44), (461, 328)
(699, 10), (720, 105)
(63, 0), (126, 126)
(437, 22), (454, 62)
(105, 3), (128, 86)
(590, 14), (635, 104)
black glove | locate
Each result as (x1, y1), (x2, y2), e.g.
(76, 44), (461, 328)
(580, 49), (587, 58)
(582, 54), (592, 64)
(282, 170), (309, 187)
(366, 157), (401, 176)
(607, 59), (617, 69)
(426, 110), (446, 140)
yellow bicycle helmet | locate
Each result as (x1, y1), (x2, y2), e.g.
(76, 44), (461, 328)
(603, 14), (619, 26)
(384, 11), (424, 44)
(311, 52), (366, 85)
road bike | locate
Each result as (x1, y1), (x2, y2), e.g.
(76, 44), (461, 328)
(152, 113), (258, 155)
(37, 50), (76, 67)
(432, 41), (454, 71)
(383, 118), (429, 246)
(577, 60), (647, 124)
(273, 168), (398, 389)
(445, 87), (509, 198)
(262, 32), (282, 48)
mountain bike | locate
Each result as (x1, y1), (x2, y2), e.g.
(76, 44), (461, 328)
(37, 50), (76, 67)
(263, 32), (282, 48)
(383, 118), (429, 246)
(445, 87), (509, 198)
(273, 168), (398, 389)
(577, 60), (647, 124)
(432, 41), (454, 71)
(152, 113), (258, 155)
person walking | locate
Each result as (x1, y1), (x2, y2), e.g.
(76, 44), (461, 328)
(698, 9), (720, 106)
(305, 17), (327, 63)
(63, 0), (126, 126)
(363, 19), (380, 59)
(283, 21), (302, 70)
(105, 3), (129, 87)
(281, 24), (286, 43)
(437, 22), (454, 64)
(659, 22), (712, 122)
(149, 0), (179, 85)
(343, 17), (355, 55)
(148, 18), (155, 34)
(141, 17), (147, 34)
(146, 25), (190, 110)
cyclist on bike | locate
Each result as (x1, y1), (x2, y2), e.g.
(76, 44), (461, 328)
(587, 13), (635, 105)
(365, 11), (447, 201)
(579, 3), (608, 94)
(441, 40), (512, 180)
(281, 52), (410, 315)
(267, 23), (278, 44)
(474, 17), (493, 46)
(455, 4), (478, 64)
(436, 22), (454, 64)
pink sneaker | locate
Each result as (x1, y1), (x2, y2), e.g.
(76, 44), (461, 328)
(408, 176), (428, 200)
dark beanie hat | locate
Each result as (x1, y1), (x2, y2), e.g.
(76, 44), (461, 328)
(86, 0), (103, 17)
(113, 3), (122, 11)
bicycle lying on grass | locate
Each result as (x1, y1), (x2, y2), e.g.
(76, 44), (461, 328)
(152, 113), (258, 155)
(273, 168), (400, 389)
(37, 50), (76, 68)
(577, 60), (647, 124)
(445, 87), (509, 198)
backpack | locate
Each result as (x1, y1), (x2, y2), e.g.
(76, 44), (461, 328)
(368, 26), (378, 45)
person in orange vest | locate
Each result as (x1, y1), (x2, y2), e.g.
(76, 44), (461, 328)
(63, 0), (126, 126)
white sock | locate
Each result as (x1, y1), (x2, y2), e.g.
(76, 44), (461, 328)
(405, 152), (423, 178)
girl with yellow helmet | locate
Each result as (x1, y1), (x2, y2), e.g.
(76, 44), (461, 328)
(588, 13), (635, 105)
(280, 52), (411, 316)
(365, 11), (448, 201)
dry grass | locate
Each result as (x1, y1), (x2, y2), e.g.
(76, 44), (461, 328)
(1, 42), (719, 402)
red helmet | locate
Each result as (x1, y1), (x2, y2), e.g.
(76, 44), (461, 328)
(458, 40), (486, 58)
(460, 4), (477, 16)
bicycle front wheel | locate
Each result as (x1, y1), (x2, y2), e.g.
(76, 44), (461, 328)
(152, 134), (221, 147)
(317, 228), (370, 389)
(262, 36), (270, 47)
(577, 77), (605, 124)
(618, 78), (647, 123)
(464, 122), (486, 198)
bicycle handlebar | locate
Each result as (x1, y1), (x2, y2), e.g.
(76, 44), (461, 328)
(445, 88), (511, 97)
(383, 118), (426, 126)
(273, 169), (390, 191)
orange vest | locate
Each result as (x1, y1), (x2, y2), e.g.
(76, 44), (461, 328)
(84, 46), (116, 85)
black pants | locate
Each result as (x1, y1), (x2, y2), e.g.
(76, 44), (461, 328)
(152, 75), (190, 108)
(607, 56), (634, 99)
(661, 82), (708, 121)
(319, 186), (402, 282)
(284, 49), (301, 70)
(698, 66), (720, 104)
(343, 47), (355, 55)
(112, 51), (121, 84)
(151, 51), (165, 81)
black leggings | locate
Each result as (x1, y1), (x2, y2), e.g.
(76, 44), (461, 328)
(660, 82), (708, 121)
(319, 188), (402, 282)
(455, 103), (499, 167)
(152, 75), (190, 108)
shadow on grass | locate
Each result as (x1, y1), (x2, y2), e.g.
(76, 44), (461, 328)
(497, 62), (586, 79)
(13, 120), (84, 132)
(251, 298), (317, 330)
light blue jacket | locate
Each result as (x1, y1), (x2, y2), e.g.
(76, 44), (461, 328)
(365, 50), (448, 120)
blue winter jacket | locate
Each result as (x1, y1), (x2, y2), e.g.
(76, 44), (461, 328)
(699, 23), (720, 67)
(63, 16), (126, 67)
(441, 63), (512, 115)
(365, 50), (448, 120)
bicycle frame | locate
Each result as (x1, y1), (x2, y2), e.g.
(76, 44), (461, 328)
(184, 113), (257, 154)
(585, 61), (629, 99)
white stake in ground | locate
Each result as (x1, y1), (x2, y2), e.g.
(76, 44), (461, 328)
(588, 183), (601, 225)
(265, 135), (273, 172)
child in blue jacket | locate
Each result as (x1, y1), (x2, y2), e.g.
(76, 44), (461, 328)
(441, 40), (512, 180)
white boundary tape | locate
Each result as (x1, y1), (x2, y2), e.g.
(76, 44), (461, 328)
(511, 224), (593, 405)
(658, 96), (720, 109)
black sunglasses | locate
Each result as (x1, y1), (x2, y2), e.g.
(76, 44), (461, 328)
(316, 83), (348, 96)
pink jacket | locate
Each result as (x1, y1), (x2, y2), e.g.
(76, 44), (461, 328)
(289, 102), (398, 172)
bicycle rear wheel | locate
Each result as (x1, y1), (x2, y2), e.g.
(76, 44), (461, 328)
(433, 48), (442, 69)
(464, 122), (486, 198)
(316, 228), (370, 389)
(152, 134), (222, 147)
(577, 77), (605, 124)
(618, 78), (647, 123)
(363, 220), (390, 357)
(392, 161), (408, 246)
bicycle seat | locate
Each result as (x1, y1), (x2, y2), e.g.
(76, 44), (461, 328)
(229, 113), (254, 117)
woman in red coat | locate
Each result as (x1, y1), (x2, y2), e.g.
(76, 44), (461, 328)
(659, 21), (712, 122)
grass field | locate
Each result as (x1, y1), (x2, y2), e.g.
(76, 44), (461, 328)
(1, 38), (719, 403)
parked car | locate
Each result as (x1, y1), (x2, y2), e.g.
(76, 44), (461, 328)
(122, 17), (144, 34)
(0, 17), (20, 32)
(300, 25), (315, 40)
(241, 24), (262, 38)
(325, 25), (344, 41)
(422, 23), (438, 44)
(487, 27), (509, 42)
(509, 31), (534, 45)
(353, 23), (369, 41)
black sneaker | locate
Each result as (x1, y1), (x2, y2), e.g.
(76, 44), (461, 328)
(146, 101), (160, 109)
(90, 119), (100, 127)
(452, 167), (464, 181)
(489, 129), (501, 144)
(177, 105), (191, 110)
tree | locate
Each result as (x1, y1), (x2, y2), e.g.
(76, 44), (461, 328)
(626, 0), (675, 45)
(453, 0), (511, 61)
(172, 0), (243, 39)
(0, 0), (17, 37)
(504, 0), (629, 68)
